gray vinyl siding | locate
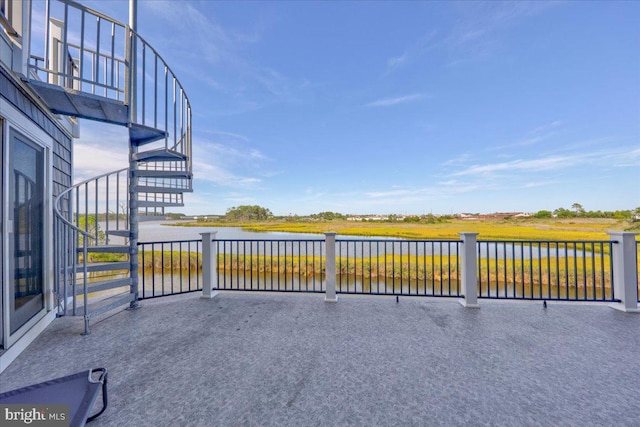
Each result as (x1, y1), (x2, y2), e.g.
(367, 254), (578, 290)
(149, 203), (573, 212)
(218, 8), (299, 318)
(1, 65), (73, 216)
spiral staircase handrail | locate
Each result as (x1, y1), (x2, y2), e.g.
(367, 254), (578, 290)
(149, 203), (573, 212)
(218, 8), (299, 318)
(56, 0), (124, 27)
(31, 0), (192, 154)
(53, 167), (129, 240)
(129, 28), (192, 170)
(129, 28), (192, 115)
(42, 0), (193, 330)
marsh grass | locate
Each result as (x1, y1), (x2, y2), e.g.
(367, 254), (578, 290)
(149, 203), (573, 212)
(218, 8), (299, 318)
(90, 238), (640, 299)
(174, 218), (631, 241)
(138, 251), (615, 289)
(140, 250), (200, 271)
(478, 255), (613, 291)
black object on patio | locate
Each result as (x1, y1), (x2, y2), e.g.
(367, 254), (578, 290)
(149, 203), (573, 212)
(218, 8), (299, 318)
(0, 368), (108, 427)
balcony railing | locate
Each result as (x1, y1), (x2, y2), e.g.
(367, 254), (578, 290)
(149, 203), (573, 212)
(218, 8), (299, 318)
(29, 0), (193, 174)
(216, 239), (326, 293)
(135, 232), (639, 310)
(139, 239), (201, 299)
(335, 240), (461, 297)
(477, 240), (614, 301)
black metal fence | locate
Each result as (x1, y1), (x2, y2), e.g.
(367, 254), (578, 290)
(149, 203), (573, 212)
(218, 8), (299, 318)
(139, 239), (201, 299)
(477, 240), (615, 301)
(137, 236), (635, 304)
(335, 240), (461, 297)
(215, 239), (326, 293)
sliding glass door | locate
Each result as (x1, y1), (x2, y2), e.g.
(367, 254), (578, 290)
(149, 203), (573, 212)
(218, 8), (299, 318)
(0, 118), (3, 347)
(9, 131), (45, 334)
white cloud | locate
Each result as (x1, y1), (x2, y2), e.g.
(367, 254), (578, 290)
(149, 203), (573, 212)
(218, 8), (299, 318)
(224, 194), (257, 204)
(522, 181), (559, 188)
(453, 155), (577, 177)
(452, 146), (640, 178)
(386, 53), (408, 72)
(444, 2), (559, 65)
(489, 120), (563, 151)
(201, 130), (250, 142)
(365, 189), (413, 198)
(72, 123), (129, 181)
(364, 182), (481, 200)
(441, 152), (476, 167)
(365, 93), (425, 107)
(143, 1), (305, 113)
(190, 139), (270, 189)
(192, 158), (262, 188)
(144, 1), (237, 65)
(383, 29), (438, 76)
(531, 120), (563, 135)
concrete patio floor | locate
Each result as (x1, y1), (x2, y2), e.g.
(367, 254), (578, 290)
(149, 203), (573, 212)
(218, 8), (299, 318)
(1, 292), (639, 426)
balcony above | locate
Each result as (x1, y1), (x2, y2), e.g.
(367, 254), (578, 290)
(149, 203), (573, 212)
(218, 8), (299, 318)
(27, 0), (193, 175)
(27, 79), (129, 125)
(1, 292), (638, 426)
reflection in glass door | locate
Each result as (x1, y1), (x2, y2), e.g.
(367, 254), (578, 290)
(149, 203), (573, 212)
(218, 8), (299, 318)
(1, 118), (3, 347)
(9, 131), (44, 334)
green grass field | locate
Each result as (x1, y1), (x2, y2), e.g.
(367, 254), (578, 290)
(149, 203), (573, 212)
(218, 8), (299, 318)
(173, 217), (634, 241)
(87, 218), (639, 296)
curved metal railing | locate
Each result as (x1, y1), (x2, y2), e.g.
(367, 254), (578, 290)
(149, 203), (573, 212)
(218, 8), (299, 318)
(28, 0), (192, 183)
(130, 30), (192, 177)
(34, 0), (194, 324)
(53, 167), (129, 316)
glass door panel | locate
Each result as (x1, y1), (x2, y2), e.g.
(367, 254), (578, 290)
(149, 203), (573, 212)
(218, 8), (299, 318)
(9, 131), (44, 334)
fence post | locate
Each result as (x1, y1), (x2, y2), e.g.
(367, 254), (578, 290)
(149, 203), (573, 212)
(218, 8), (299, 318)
(324, 232), (338, 303)
(608, 232), (639, 313)
(200, 232), (219, 300)
(459, 232), (480, 308)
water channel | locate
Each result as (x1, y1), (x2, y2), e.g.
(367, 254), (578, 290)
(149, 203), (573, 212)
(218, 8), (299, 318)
(128, 221), (611, 301)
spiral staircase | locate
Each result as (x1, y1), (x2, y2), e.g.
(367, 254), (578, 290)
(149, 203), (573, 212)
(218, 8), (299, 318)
(26, 0), (192, 334)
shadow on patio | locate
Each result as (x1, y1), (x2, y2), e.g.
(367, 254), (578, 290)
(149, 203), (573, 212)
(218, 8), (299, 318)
(1, 293), (639, 426)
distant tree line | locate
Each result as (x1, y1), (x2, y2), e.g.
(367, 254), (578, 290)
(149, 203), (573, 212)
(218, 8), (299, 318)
(309, 211), (345, 220)
(224, 205), (273, 221)
(178, 203), (639, 223)
(534, 203), (639, 220)
(395, 214), (453, 223)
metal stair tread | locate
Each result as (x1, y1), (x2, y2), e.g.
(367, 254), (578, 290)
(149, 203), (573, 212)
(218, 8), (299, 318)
(137, 200), (184, 208)
(139, 215), (167, 222)
(129, 123), (167, 146)
(135, 185), (192, 194)
(132, 149), (188, 162)
(74, 277), (131, 295)
(46, 0), (194, 335)
(106, 229), (130, 238)
(84, 293), (135, 319)
(77, 244), (129, 253)
(133, 169), (192, 179)
(79, 261), (130, 273)
(26, 80), (129, 125)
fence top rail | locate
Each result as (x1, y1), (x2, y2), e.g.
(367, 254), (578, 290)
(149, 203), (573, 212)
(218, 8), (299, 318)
(215, 239), (325, 243)
(336, 239), (463, 243)
(138, 240), (202, 246)
(137, 238), (622, 246)
(477, 239), (615, 244)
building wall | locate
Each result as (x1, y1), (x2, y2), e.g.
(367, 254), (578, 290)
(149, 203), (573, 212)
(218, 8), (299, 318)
(0, 65), (72, 216)
(1, 61), (74, 368)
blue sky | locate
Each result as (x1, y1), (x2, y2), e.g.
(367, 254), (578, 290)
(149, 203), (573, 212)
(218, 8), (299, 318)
(75, 1), (639, 216)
